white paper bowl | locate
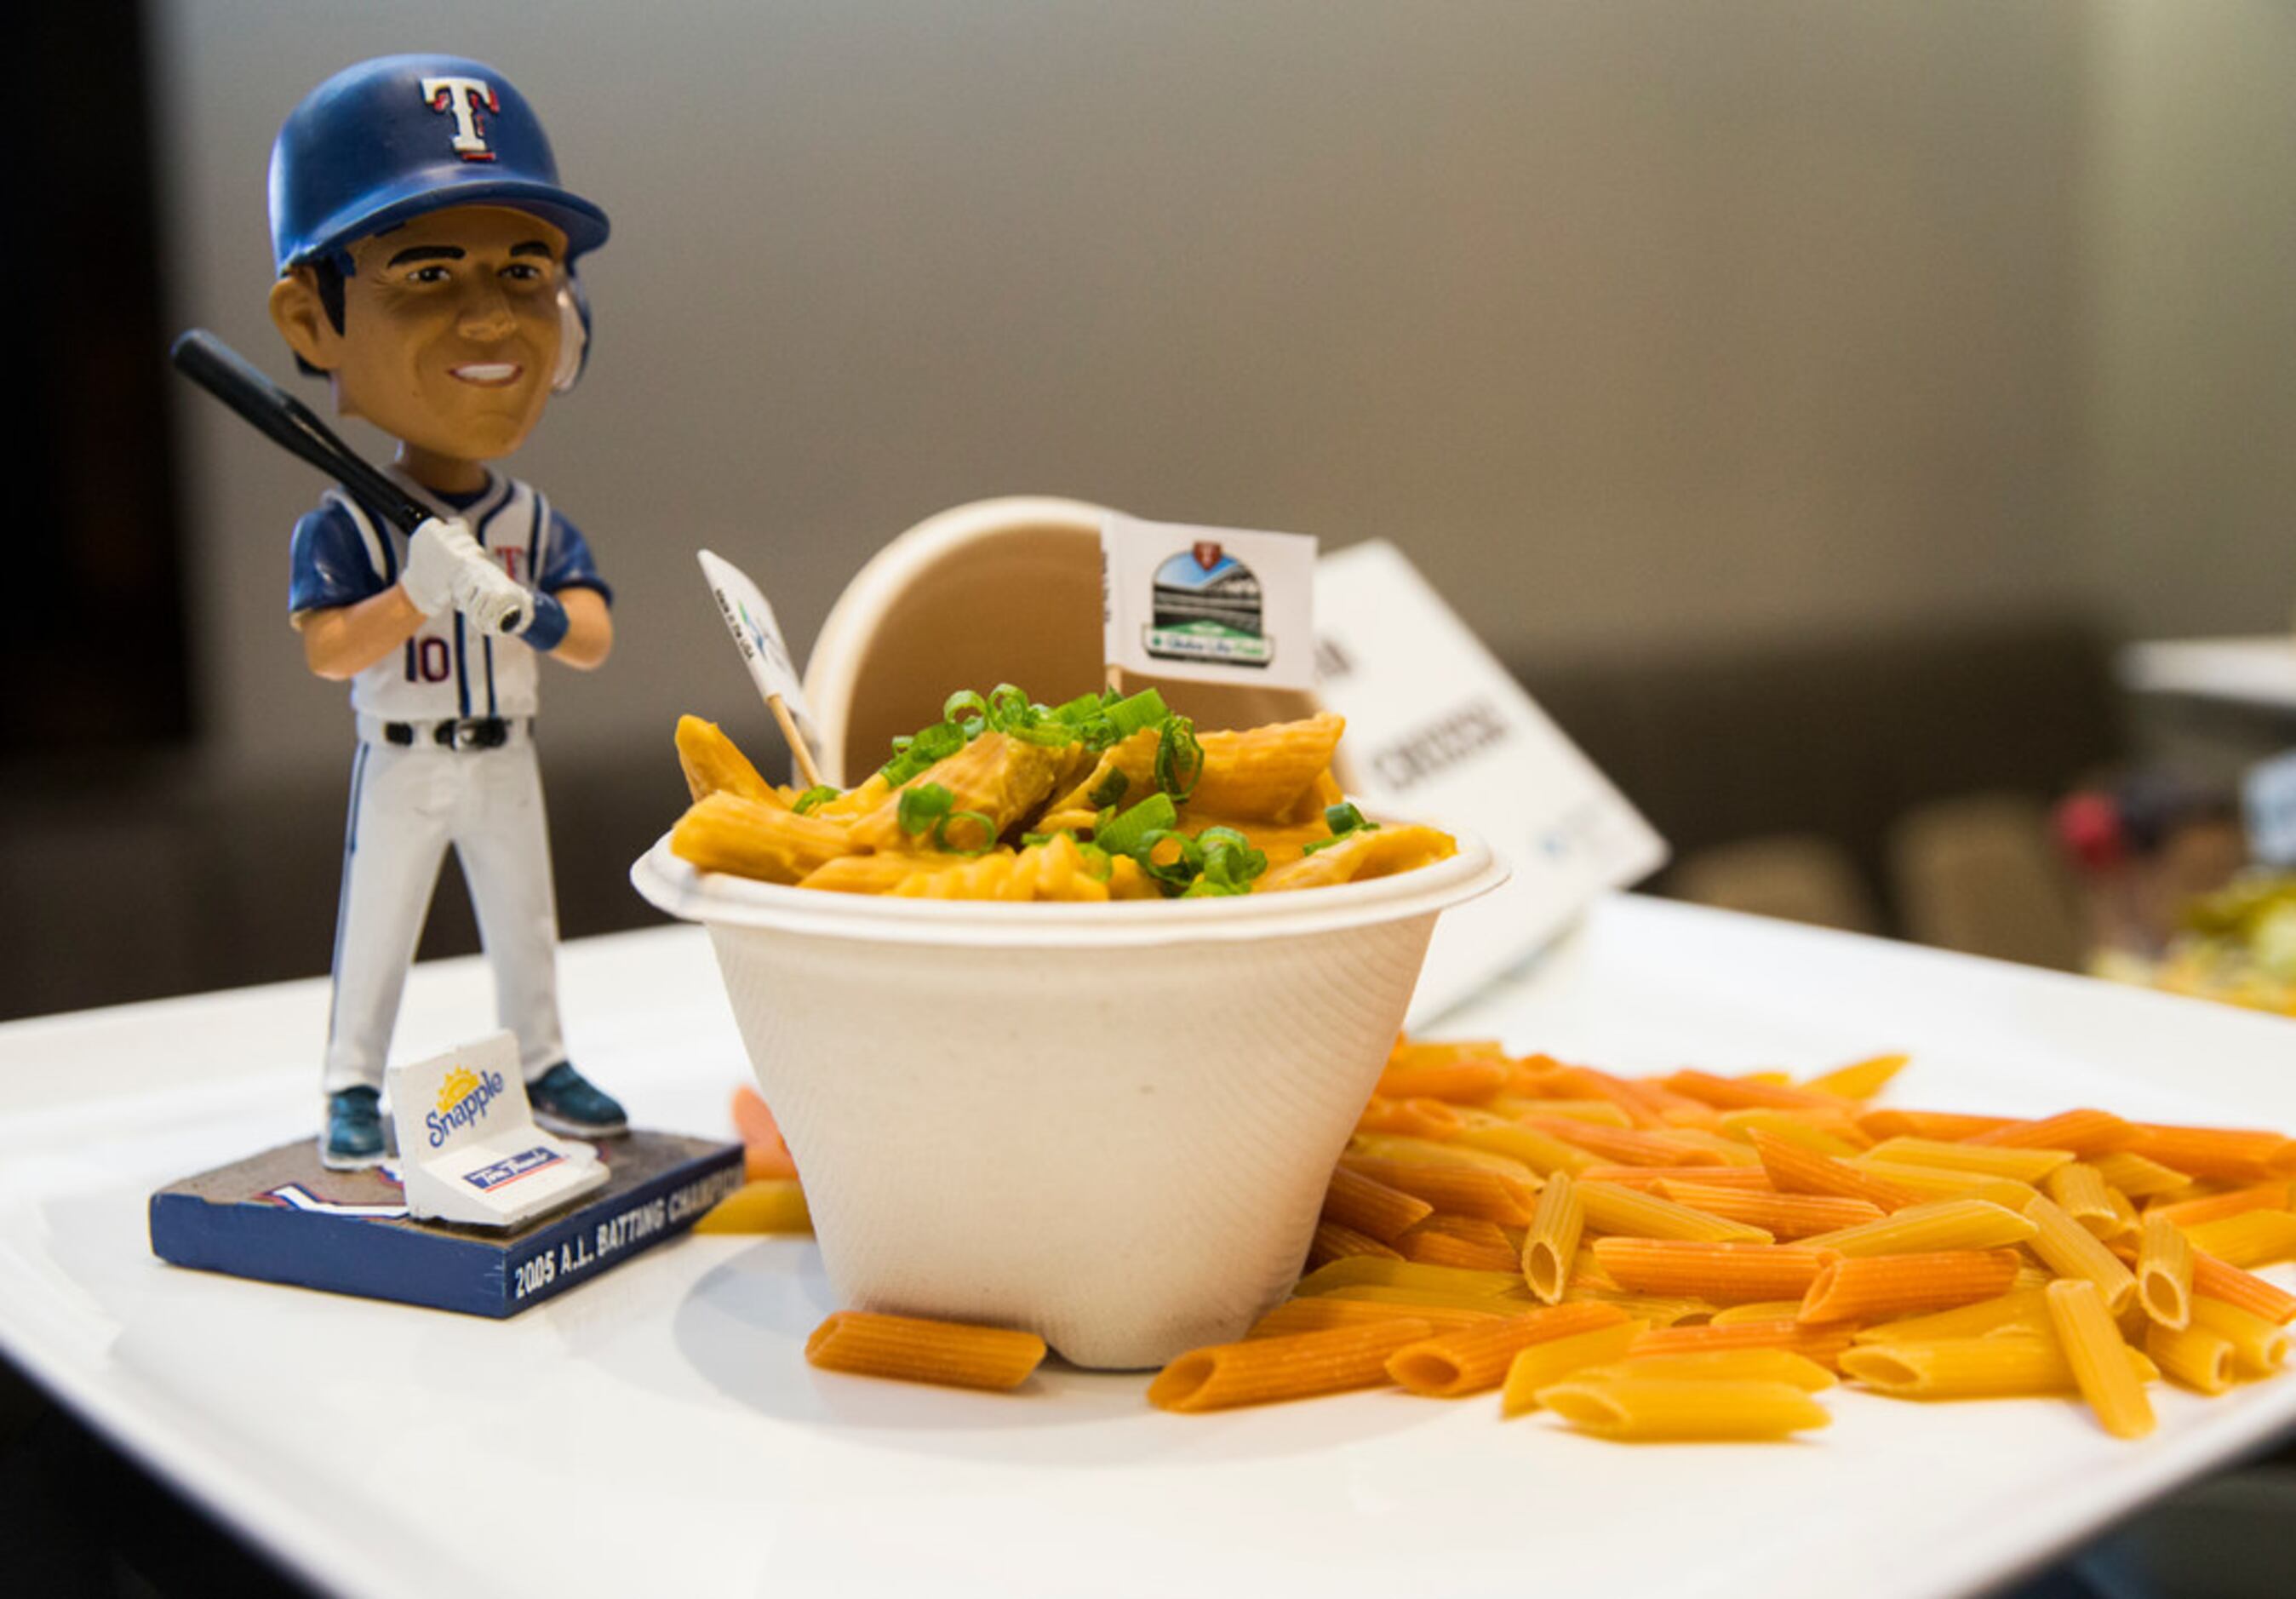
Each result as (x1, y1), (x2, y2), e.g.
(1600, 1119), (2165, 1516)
(632, 831), (1507, 1368)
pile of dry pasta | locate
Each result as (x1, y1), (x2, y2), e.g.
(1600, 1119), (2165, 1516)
(666, 685), (1453, 900)
(709, 1040), (2296, 1441)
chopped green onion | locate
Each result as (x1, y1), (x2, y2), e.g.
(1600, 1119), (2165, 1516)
(1136, 828), (1204, 889)
(1103, 688), (1171, 738)
(942, 689), (988, 725)
(1154, 715), (1203, 800)
(933, 810), (998, 856)
(1302, 802), (1379, 856)
(1096, 792), (1177, 858)
(1194, 825), (1268, 889)
(1087, 769), (1131, 810)
(896, 782), (956, 837)
(793, 785), (840, 814)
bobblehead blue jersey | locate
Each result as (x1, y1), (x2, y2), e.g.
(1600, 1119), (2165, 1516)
(262, 54), (630, 1170)
(289, 480), (610, 722)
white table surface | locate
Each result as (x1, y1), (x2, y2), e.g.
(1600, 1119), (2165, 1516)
(2118, 635), (2296, 712)
(4, 897), (2296, 1599)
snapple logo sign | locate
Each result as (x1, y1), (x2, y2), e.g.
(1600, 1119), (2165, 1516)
(427, 1064), (508, 1148)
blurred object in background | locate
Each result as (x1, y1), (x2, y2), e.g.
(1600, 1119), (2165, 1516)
(5, 3), (188, 756)
(1669, 834), (1881, 935)
(2052, 770), (2247, 961)
(2151, 872), (2296, 1018)
(1887, 794), (2087, 971)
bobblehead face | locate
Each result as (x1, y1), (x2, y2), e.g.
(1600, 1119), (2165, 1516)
(271, 204), (568, 494)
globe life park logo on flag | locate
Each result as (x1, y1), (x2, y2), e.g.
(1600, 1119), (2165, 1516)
(1102, 514), (1318, 689)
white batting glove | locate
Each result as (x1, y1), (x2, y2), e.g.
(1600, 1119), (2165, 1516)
(399, 518), (485, 616)
(451, 554), (531, 637)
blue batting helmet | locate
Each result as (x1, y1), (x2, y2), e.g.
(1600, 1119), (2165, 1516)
(268, 54), (610, 275)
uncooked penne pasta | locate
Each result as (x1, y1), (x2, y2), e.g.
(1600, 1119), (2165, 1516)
(1578, 1165), (1778, 1192)
(1341, 1158), (1536, 1225)
(1867, 1137), (2076, 1184)
(1709, 1300), (1813, 1327)
(1801, 1052), (1910, 1101)
(1401, 1226), (1520, 1274)
(1320, 1166), (1435, 1244)
(1629, 1318), (1859, 1370)
(1536, 1378), (1831, 1441)
(1584, 1350), (1836, 1391)
(1848, 1287), (2053, 1345)
(1577, 1181), (1772, 1244)
(1499, 1321), (1647, 1418)
(1386, 1304), (1631, 1397)
(2188, 1250), (2296, 1325)
(2189, 1296), (2293, 1378)
(2147, 1183), (2290, 1229)
(1518, 1117), (1730, 1170)
(1487, 1097), (1638, 1129)
(2145, 1322), (2237, 1396)
(1559, 1287), (1715, 1327)
(1847, 1161), (2040, 1212)
(2130, 1125), (2296, 1185)
(1346, 1132), (1538, 1182)
(2044, 1163), (2119, 1240)
(1374, 1055), (1509, 1104)
(1797, 1199), (2036, 1258)
(1654, 1183), (1884, 1241)
(1521, 1171), (1587, 1304)
(1715, 1109), (1866, 1159)
(1590, 1239), (1835, 1304)
(804, 1311), (1046, 1391)
(1965, 1109), (2135, 1156)
(1857, 1109), (2018, 1142)
(695, 1178), (810, 1234)
(2047, 1279), (2156, 1439)
(2090, 1150), (2195, 1199)
(1663, 1069), (1847, 1113)
(1148, 1319), (1435, 1412)
(1248, 1296), (1501, 1340)
(2135, 1212), (2194, 1330)
(1751, 1132), (1925, 1212)
(1449, 1111), (1599, 1177)
(1798, 1249), (2022, 1324)
(2025, 1196), (2140, 1315)
(1308, 1220), (1403, 1267)
(1841, 1336), (2151, 1400)
(2179, 1211), (2296, 1271)
(1292, 1256), (1521, 1300)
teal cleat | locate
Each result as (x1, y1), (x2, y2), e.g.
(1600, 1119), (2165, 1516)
(528, 1062), (628, 1138)
(320, 1086), (387, 1170)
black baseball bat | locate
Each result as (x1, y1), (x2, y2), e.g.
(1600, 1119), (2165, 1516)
(168, 330), (521, 631)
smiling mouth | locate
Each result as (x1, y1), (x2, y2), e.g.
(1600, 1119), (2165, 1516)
(449, 363), (524, 387)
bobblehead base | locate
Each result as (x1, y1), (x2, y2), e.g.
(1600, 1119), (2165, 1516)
(148, 1132), (744, 1319)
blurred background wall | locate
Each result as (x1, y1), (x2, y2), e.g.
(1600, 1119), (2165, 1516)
(6, 0), (2293, 1015)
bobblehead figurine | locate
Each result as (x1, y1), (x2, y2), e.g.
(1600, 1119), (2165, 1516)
(266, 55), (627, 1169)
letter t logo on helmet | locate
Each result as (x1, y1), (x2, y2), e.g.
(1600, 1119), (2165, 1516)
(420, 76), (502, 162)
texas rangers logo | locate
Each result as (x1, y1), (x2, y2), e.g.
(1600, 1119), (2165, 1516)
(421, 76), (501, 162)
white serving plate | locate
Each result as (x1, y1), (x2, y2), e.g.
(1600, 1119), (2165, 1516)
(2, 897), (2293, 1599)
